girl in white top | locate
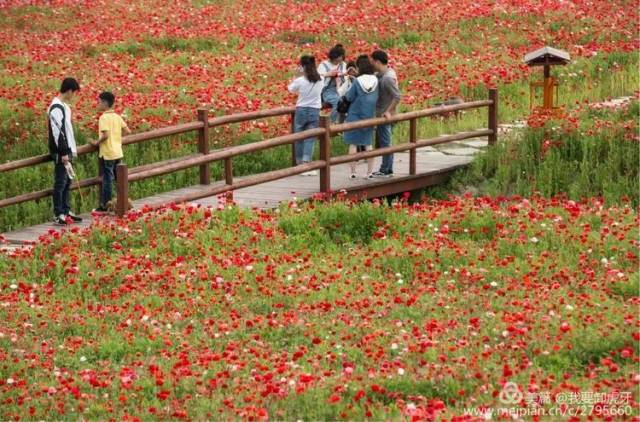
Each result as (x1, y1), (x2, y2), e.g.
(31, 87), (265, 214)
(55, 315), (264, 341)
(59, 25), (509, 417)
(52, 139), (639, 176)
(288, 55), (323, 175)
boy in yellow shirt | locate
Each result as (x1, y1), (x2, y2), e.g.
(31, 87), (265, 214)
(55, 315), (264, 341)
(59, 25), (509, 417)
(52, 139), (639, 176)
(91, 91), (131, 212)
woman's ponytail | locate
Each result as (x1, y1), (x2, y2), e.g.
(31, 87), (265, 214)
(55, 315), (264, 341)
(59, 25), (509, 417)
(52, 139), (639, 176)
(300, 55), (321, 83)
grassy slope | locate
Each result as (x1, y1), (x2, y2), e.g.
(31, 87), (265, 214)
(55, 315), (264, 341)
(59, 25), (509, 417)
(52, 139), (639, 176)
(426, 100), (640, 207)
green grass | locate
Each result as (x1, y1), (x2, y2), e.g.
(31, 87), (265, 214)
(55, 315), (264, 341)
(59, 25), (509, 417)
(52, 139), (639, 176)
(427, 100), (640, 206)
(279, 200), (387, 248)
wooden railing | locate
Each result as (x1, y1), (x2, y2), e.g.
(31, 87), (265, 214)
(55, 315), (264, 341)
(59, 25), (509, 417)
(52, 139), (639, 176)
(0, 106), (297, 209)
(0, 89), (498, 218)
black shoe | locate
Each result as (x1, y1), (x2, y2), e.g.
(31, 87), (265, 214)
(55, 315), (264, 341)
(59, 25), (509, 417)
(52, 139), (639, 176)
(93, 206), (109, 213)
(53, 215), (69, 226)
(67, 212), (83, 223)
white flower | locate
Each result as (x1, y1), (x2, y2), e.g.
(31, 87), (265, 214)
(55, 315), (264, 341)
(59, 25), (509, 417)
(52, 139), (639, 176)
(490, 281), (498, 287)
(565, 305), (574, 311)
(80, 356), (87, 362)
(6, 378), (14, 384)
(397, 368), (405, 375)
(9, 284), (17, 289)
(391, 343), (398, 350)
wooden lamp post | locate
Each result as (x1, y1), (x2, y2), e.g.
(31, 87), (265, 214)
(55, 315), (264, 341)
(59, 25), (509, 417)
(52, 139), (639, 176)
(524, 46), (571, 115)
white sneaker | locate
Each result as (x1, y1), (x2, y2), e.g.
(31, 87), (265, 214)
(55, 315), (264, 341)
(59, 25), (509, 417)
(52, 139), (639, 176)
(53, 214), (68, 226)
(301, 170), (318, 176)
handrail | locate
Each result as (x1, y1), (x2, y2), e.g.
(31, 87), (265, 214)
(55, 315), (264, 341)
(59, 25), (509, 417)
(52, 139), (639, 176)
(128, 128), (326, 183)
(330, 100), (492, 134)
(0, 108), (295, 174)
(208, 106), (296, 127)
(329, 130), (493, 165)
(0, 88), (499, 219)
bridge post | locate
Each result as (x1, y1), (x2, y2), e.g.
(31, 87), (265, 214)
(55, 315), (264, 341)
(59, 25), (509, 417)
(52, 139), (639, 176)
(197, 108), (210, 185)
(409, 118), (417, 175)
(319, 115), (331, 194)
(224, 158), (233, 203)
(488, 88), (498, 145)
(115, 163), (129, 218)
(290, 111), (297, 166)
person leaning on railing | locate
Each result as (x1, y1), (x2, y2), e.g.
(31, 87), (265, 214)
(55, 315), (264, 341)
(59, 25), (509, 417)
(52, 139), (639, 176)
(48, 77), (83, 226)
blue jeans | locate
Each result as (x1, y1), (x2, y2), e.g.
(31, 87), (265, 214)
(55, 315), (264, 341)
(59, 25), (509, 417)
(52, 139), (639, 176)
(293, 107), (320, 164)
(53, 161), (72, 216)
(377, 123), (394, 173)
(100, 158), (121, 206)
(322, 86), (340, 123)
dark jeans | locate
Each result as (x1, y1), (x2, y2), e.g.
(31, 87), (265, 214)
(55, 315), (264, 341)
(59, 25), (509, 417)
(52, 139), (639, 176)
(100, 158), (121, 206)
(53, 162), (72, 216)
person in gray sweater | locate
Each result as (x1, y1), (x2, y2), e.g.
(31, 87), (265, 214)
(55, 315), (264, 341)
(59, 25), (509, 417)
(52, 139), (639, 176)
(371, 50), (402, 177)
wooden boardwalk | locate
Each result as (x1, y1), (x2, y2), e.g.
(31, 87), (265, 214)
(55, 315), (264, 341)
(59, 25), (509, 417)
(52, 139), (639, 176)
(1, 140), (486, 247)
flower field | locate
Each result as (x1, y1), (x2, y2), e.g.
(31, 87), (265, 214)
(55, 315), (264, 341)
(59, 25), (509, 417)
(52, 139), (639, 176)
(0, 0), (638, 142)
(0, 0), (639, 230)
(0, 0), (639, 420)
(0, 196), (638, 420)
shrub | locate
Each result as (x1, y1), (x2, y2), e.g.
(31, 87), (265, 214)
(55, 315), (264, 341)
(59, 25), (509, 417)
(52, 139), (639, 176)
(279, 201), (387, 247)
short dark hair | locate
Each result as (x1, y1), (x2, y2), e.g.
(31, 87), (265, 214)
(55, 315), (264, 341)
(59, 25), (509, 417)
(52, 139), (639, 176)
(355, 55), (375, 75)
(99, 91), (115, 108)
(371, 50), (389, 65)
(328, 44), (345, 61)
(60, 77), (80, 93)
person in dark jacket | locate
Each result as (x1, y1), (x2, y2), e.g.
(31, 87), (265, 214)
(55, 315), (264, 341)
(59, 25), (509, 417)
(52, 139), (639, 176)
(48, 77), (82, 225)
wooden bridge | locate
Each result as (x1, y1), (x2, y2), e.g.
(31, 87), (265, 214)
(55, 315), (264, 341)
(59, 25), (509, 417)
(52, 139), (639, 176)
(0, 89), (498, 246)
